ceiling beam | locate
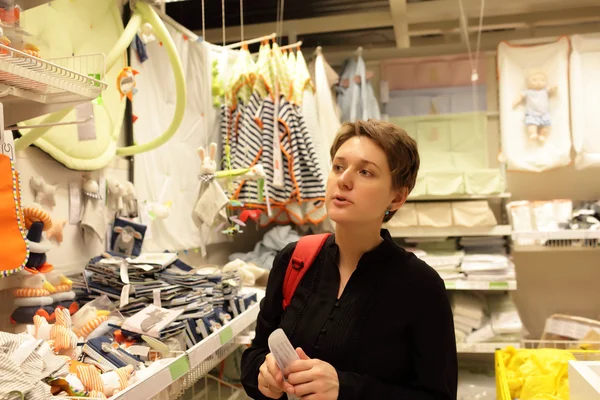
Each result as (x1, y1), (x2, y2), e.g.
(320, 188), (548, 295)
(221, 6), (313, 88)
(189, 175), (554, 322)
(411, 6), (600, 36)
(406, 0), (600, 24)
(198, 0), (600, 42)
(389, 0), (409, 48)
(201, 11), (393, 43)
(319, 21), (600, 65)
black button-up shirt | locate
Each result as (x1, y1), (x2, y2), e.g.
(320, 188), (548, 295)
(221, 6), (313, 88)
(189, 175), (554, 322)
(241, 229), (457, 399)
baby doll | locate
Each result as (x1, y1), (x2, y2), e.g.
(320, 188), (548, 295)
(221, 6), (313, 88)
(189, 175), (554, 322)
(513, 69), (557, 143)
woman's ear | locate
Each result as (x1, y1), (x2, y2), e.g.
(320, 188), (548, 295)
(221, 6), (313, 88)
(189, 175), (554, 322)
(389, 187), (408, 212)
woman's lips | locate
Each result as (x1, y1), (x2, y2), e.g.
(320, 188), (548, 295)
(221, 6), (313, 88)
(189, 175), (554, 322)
(332, 195), (352, 207)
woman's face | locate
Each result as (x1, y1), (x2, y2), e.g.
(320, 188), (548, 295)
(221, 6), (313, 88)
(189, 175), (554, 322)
(326, 136), (402, 225)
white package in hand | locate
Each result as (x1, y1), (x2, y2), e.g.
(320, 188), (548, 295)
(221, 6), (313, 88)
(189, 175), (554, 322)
(268, 329), (299, 371)
(268, 329), (300, 400)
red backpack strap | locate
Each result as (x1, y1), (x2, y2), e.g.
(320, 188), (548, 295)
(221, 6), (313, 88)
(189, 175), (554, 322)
(282, 233), (331, 311)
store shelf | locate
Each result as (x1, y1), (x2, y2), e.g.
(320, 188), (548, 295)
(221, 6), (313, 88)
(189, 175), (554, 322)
(390, 225), (512, 238)
(110, 353), (190, 400)
(187, 294), (262, 368)
(445, 280), (516, 291)
(0, 45), (107, 126)
(457, 342), (520, 354)
(407, 193), (511, 202)
(111, 288), (264, 400)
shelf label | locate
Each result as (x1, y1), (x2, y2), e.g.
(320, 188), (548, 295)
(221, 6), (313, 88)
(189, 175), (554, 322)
(219, 327), (233, 345)
(444, 281), (456, 289)
(89, 73), (104, 105)
(168, 356), (190, 381)
(490, 282), (509, 290)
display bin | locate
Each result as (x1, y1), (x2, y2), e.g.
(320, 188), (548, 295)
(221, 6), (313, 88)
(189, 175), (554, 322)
(495, 340), (600, 400)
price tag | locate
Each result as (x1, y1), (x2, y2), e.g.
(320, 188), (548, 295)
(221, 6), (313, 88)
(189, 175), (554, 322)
(153, 289), (162, 308)
(219, 326), (233, 345)
(0, 105), (14, 160)
(98, 176), (106, 201)
(120, 285), (131, 308)
(119, 262), (130, 285)
(490, 281), (509, 290)
(444, 281), (456, 290)
(128, 345), (151, 358)
(68, 182), (82, 225)
(168, 356), (190, 381)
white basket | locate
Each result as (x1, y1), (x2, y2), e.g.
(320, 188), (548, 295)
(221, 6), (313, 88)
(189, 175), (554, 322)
(522, 339), (600, 352)
(512, 230), (600, 248)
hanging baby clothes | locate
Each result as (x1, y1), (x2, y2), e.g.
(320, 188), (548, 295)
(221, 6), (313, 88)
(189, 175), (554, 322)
(221, 42), (290, 219)
(337, 54), (381, 123)
(289, 49), (328, 225)
(219, 42), (326, 227)
(309, 51), (343, 124)
(297, 50), (330, 187)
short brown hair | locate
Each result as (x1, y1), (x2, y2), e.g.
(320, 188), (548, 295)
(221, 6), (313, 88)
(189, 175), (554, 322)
(330, 119), (420, 222)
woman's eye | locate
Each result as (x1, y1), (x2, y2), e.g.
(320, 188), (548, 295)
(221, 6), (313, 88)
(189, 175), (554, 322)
(360, 170), (372, 177)
(333, 164), (344, 172)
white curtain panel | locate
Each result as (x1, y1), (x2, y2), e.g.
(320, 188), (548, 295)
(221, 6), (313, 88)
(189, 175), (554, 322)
(570, 34), (600, 170)
(132, 27), (232, 252)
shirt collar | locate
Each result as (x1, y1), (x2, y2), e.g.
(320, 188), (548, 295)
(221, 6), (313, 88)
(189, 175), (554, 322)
(324, 228), (396, 265)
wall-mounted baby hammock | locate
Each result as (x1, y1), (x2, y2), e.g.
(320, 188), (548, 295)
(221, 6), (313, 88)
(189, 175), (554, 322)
(14, 0), (186, 171)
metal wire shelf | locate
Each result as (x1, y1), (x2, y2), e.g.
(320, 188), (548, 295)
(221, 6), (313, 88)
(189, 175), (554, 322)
(512, 230), (600, 248)
(0, 44), (107, 103)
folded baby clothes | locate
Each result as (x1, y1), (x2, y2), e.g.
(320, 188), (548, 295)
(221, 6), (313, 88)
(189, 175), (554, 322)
(461, 254), (511, 273)
(452, 292), (486, 322)
(0, 331), (59, 400)
(121, 305), (184, 339)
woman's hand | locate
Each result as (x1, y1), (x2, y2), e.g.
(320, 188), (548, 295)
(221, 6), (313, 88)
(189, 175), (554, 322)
(284, 348), (340, 400)
(258, 353), (289, 399)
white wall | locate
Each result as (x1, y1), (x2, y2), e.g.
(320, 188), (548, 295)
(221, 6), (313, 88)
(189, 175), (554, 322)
(14, 146), (129, 275)
(0, 145), (128, 331)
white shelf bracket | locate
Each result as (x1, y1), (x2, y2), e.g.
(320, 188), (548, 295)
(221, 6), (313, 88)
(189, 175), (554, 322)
(5, 116), (93, 131)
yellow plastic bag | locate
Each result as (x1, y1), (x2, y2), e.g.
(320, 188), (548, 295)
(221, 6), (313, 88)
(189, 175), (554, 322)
(500, 348), (576, 400)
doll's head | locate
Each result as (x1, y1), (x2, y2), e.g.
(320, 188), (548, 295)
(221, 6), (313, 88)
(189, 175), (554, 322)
(527, 69), (547, 90)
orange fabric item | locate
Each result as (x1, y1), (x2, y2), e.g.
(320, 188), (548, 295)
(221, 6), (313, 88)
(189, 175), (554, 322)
(23, 206), (52, 230)
(0, 155), (29, 277)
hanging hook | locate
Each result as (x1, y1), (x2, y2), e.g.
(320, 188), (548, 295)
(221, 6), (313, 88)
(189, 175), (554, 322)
(221, 0), (226, 46)
(240, 0), (244, 43)
(201, 0), (206, 41)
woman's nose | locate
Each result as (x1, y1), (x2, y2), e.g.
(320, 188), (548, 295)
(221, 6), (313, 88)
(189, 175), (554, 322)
(338, 169), (353, 190)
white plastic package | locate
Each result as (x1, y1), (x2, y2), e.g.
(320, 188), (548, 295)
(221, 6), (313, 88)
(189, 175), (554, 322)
(531, 201), (559, 231)
(507, 201), (534, 232)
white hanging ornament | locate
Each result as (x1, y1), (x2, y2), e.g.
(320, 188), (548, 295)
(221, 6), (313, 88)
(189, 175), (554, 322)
(471, 69), (479, 82)
(139, 23), (156, 44)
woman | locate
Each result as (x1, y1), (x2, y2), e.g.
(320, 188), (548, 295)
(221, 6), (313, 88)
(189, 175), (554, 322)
(241, 120), (457, 399)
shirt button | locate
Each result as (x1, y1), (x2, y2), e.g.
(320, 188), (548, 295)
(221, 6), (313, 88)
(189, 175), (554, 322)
(320, 329), (327, 334)
(334, 301), (340, 307)
(315, 345), (320, 350)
